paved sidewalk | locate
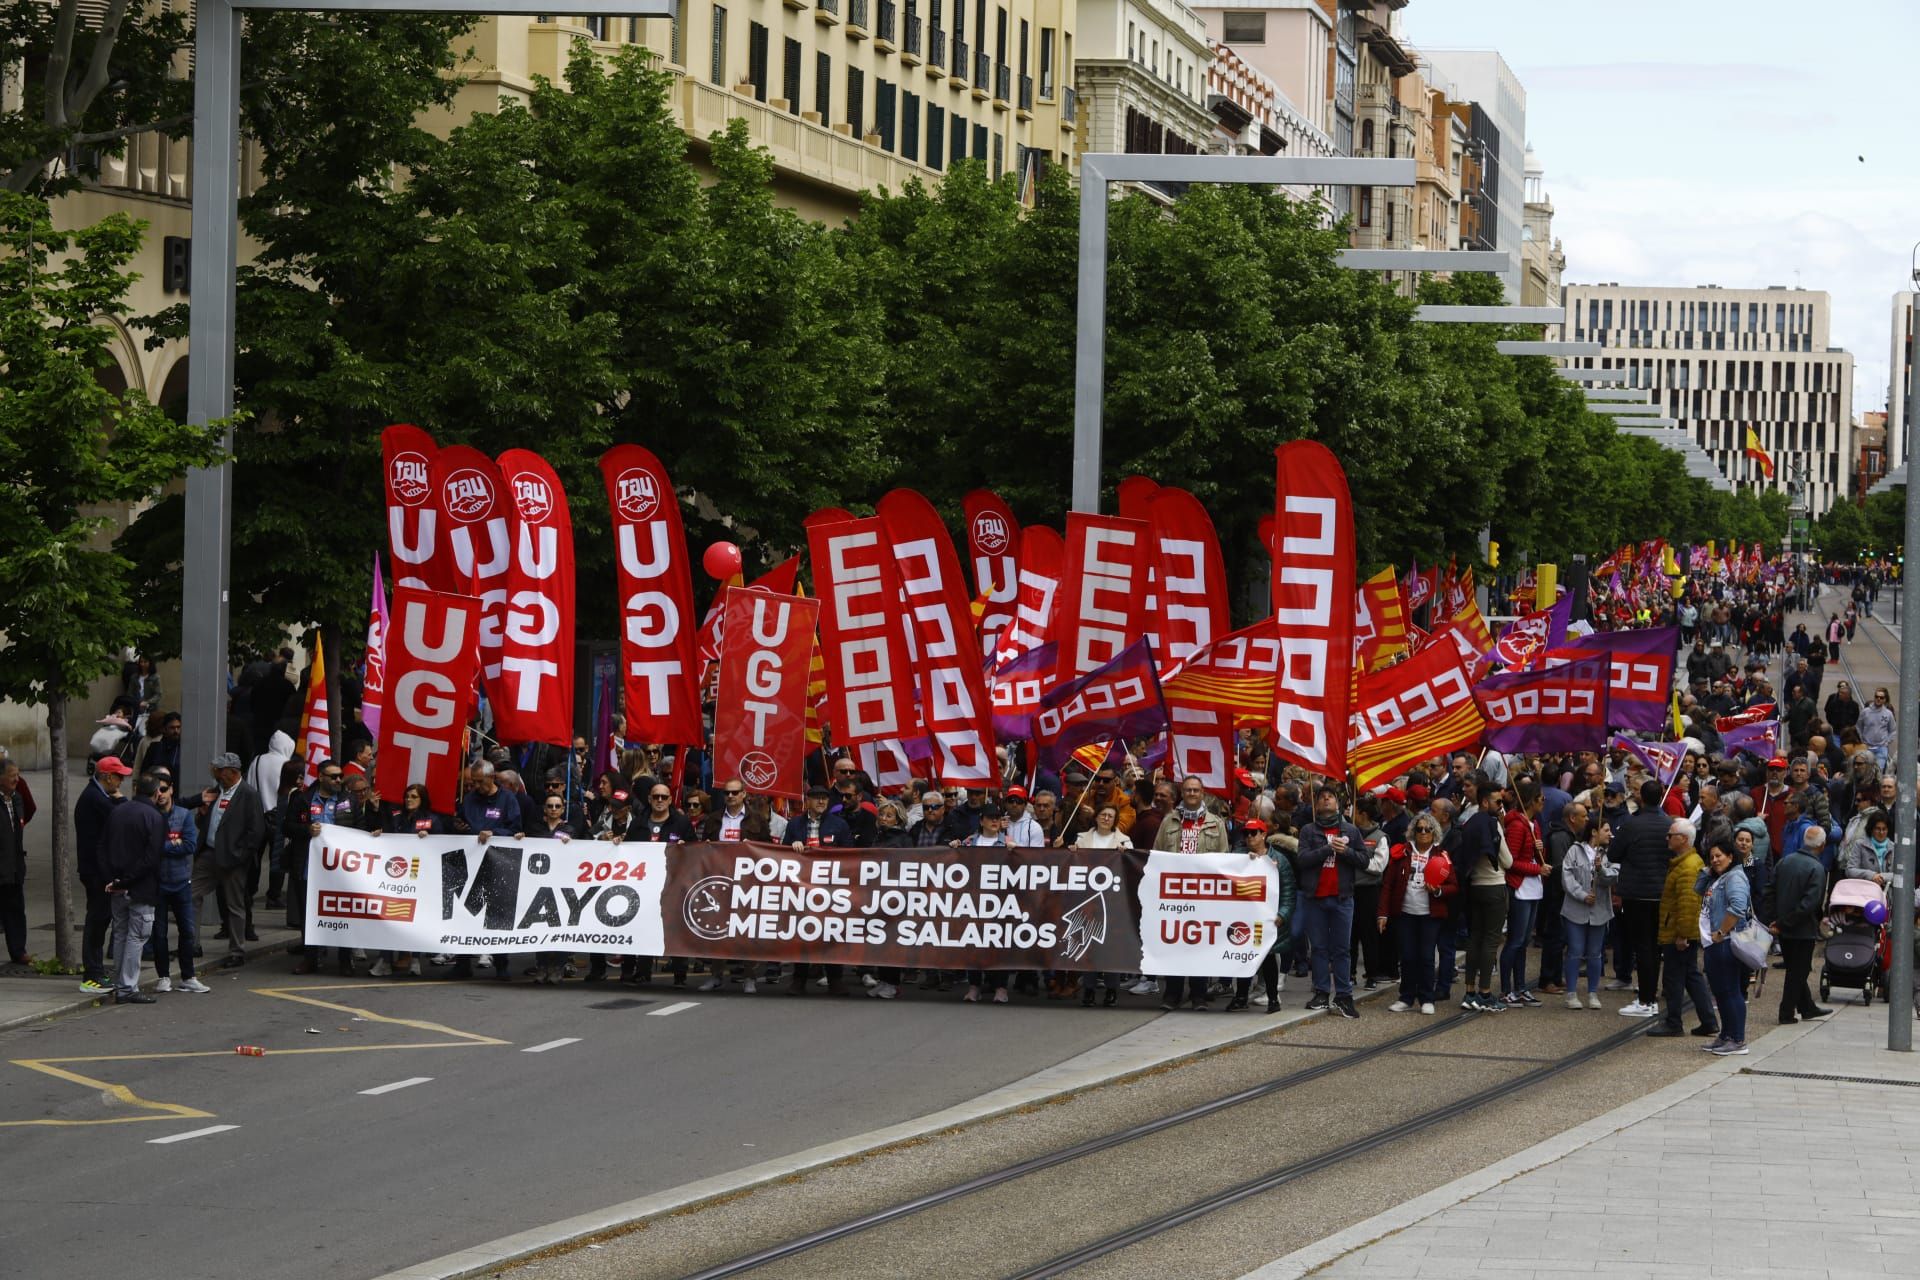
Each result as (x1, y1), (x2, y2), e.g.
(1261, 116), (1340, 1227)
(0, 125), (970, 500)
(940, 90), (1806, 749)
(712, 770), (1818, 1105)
(0, 769), (297, 1030)
(1248, 998), (1920, 1280)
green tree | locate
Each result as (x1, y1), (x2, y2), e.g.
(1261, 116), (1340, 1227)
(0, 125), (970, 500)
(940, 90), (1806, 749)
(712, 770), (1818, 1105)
(0, 193), (224, 966)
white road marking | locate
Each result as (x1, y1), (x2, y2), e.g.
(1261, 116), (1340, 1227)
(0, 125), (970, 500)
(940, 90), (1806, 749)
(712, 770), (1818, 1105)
(522, 1037), (581, 1053)
(647, 1001), (700, 1017)
(148, 1125), (239, 1144)
(358, 1077), (434, 1096)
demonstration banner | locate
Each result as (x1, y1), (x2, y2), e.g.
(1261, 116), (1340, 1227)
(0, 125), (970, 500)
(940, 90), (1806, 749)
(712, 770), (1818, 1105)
(375, 587), (483, 806)
(430, 445), (515, 694)
(305, 826), (1276, 976)
(601, 444), (703, 746)
(1271, 441), (1356, 777)
(382, 424), (456, 595)
(963, 489), (1021, 660)
(1546, 625), (1678, 733)
(494, 448), (575, 745)
(1474, 657), (1611, 754)
(713, 587), (818, 800)
(877, 489), (998, 784)
(808, 515), (917, 749)
(1054, 513), (1152, 683)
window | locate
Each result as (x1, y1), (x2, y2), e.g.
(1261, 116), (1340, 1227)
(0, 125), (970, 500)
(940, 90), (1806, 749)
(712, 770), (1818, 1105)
(995, 7), (1007, 67)
(1018, 18), (1028, 80)
(847, 66), (865, 132)
(816, 51), (832, 116)
(710, 7), (727, 85)
(1358, 188), (1372, 226)
(876, 78), (896, 150)
(973, 121), (988, 164)
(927, 104), (946, 167)
(584, 15), (607, 39)
(783, 38), (802, 113)
(747, 22), (769, 100)
(951, 113), (967, 160)
(992, 130), (1003, 179)
(1221, 11), (1265, 43)
(669, 0), (685, 64)
(1360, 119), (1374, 154)
(1039, 27), (1054, 97)
(902, 91), (921, 161)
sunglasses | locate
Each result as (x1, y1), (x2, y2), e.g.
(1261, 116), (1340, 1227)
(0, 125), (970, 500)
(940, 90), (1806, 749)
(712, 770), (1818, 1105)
(544, 803), (564, 811)
(688, 802), (706, 810)
(925, 801), (946, 809)
(724, 789), (744, 797)
(649, 793), (671, 802)
(321, 772), (343, 780)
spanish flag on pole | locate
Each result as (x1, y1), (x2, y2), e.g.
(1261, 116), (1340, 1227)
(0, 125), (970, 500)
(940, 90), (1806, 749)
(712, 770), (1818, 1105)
(1744, 427), (1775, 480)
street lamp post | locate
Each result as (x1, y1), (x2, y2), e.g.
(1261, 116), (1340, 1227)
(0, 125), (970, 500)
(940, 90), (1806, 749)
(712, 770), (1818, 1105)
(1891, 251), (1920, 1052)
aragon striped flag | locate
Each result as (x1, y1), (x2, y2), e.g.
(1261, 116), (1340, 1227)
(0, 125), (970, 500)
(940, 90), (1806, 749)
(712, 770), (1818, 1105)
(1160, 617), (1279, 725)
(1354, 567), (1411, 673)
(1347, 641), (1486, 791)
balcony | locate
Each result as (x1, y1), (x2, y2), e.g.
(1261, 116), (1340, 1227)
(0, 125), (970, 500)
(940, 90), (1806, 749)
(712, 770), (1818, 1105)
(973, 50), (990, 99)
(815, 0), (840, 20)
(952, 36), (969, 82)
(902, 11), (921, 62)
(928, 25), (945, 72)
(848, 0), (869, 35)
(994, 64), (1011, 106)
(876, 0), (896, 47)
(1018, 73), (1032, 113)
(1061, 85), (1076, 130)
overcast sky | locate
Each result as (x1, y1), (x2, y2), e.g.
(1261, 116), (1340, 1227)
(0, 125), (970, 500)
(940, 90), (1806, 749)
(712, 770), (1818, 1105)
(1407, 0), (1917, 415)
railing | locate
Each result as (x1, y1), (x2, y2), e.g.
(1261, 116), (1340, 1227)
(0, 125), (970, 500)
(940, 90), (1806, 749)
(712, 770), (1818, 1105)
(1018, 73), (1032, 110)
(904, 12), (921, 54)
(929, 25), (945, 63)
(952, 36), (968, 80)
(1062, 86), (1076, 122)
(877, 0), (895, 41)
(995, 64), (1010, 101)
(975, 50), (990, 87)
(819, 0), (839, 13)
(848, 0), (868, 27)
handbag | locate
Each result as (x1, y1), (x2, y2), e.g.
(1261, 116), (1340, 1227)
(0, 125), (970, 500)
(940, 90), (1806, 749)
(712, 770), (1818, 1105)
(1730, 915), (1773, 970)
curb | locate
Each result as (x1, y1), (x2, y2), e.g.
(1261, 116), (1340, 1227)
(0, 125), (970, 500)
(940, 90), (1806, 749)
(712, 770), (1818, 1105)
(0, 933), (299, 1033)
(1236, 1011), (1828, 1279)
(370, 982), (1398, 1280)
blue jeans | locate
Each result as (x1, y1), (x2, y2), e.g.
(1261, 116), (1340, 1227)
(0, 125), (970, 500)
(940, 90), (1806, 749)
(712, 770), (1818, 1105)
(1397, 913), (1444, 1003)
(1301, 894), (1355, 998)
(1563, 918), (1607, 995)
(1704, 940), (1747, 1043)
(1870, 744), (1889, 770)
(1499, 897), (1538, 995)
(150, 883), (196, 980)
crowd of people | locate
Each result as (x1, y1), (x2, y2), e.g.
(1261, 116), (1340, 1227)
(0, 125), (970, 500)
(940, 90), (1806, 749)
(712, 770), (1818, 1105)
(11, 559), (1911, 1051)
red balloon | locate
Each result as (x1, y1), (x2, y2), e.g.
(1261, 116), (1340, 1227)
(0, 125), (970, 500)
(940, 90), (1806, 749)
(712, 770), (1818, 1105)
(702, 541), (743, 580)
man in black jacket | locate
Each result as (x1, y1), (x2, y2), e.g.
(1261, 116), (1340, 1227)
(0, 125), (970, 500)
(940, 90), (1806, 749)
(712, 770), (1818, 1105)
(1613, 780), (1675, 1018)
(785, 787), (854, 995)
(0, 759), (28, 966)
(102, 775), (167, 1004)
(74, 755), (131, 993)
(196, 752), (266, 970)
(1295, 784), (1371, 1019)
(1763, 841), (1833, 1024)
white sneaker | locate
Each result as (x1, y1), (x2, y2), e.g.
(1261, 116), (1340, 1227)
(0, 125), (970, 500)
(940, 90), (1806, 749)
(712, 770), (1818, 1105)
(1619, 1000), (1657, 1018)
(1566, 994), (1584, 1010)
(408, 959), (423, 976)
(1603, 978), (1632, 991)
(1388, 1000), (1413, 1013)
(429, 954), (452, 965)
(1588, 993), (1603, 1009)
(813, 975), (829, 989)
(870, 982), (898, 999)
(178, 977), (210, 993)
(699, 977), (723, 991)
(368, 959), (393, 977)
(861, 972), (879, 988)
(1419, 1002), (1435, 1015)
(475, 956), (493, 970)
(153, 977), (172, 993)
(743, 978), (758, 994)
(1128, 978), (1158, 996)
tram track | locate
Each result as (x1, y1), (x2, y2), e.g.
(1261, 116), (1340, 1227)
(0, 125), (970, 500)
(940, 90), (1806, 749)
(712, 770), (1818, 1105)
(676, 1010), (1657, 1280)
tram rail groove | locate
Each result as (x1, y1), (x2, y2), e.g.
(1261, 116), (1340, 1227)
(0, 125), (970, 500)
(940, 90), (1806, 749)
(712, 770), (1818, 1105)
(1004, 1015), (1656, 1280)
(676, 1012), (1477, 1280)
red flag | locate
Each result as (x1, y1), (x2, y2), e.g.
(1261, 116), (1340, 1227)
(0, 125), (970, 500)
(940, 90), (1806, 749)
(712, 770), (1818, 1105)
(429, 445), (516, 706)
(492, 449), (575, 745)
(1145, 487), (1230, 671)
(1054, 513), (1152, 683)
(1346, 641), (1484, 791)
(1271, 442), (1356, 777)
(382, 424), (458, 595)
(1162, 616), (1280, 724)
(362, 555), (389, 743)
(875, 490), (998, 784)
(697, 555), (802, 688)
(807, 515), (917, 749)
(1169, 705), (1237, 798)
(962, 490), (1021, 660)
(713, 588), (819, 801)
(299, 634), (330, 783)
(600, 444), (702, 746)
(376, 587), (482, 807)
(999, 525), (1065, 661)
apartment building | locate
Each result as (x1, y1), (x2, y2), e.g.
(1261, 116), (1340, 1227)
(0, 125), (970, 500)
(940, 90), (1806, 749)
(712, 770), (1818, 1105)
(1520, 145), (1564, 312)
(1564, 284), (1856, 516)
(1071, 0), (1217, 168)
(1420, 47), (1523, 296)
(1203, 40), (1333, 203)
(1888, 292), (1915, 480)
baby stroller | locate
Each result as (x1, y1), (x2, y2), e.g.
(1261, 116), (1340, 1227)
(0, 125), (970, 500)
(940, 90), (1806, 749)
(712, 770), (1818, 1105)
(1820, 878), (1891, 1006)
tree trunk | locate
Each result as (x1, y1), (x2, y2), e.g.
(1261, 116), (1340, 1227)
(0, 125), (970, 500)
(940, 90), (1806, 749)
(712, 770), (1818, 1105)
(47, 691), (79, 970)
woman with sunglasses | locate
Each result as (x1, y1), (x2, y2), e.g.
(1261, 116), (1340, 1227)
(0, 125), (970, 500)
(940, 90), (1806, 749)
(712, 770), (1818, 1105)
(369, 783), (447, 977)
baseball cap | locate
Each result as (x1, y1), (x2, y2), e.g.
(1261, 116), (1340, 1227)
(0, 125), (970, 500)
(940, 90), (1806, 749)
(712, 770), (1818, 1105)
(1378, 785), (1406, 804)
(94, 757), (132, 777)
(1604, 780), (1625, 795)
(1005, 785), (1029, 800)
(209, 752), (242, 771)
(1242, 818), (1269, 833)
(611, 789), (631, 804)
(1406, 782), (1430, 802)
(1767, 756), (1788, 769)
(1235, 768), (1257, 787)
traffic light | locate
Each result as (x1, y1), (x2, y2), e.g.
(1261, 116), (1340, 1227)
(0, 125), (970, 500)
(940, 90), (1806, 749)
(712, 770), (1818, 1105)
(1488, 540), (1500, 568)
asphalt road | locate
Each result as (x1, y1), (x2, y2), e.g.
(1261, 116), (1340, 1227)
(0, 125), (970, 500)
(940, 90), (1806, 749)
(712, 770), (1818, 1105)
(0, 966), (1161, 1280)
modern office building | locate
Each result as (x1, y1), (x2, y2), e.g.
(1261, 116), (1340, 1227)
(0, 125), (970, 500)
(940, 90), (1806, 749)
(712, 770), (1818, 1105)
(1418, 48), (1523, 296)
(1564, 284), (1856, 516)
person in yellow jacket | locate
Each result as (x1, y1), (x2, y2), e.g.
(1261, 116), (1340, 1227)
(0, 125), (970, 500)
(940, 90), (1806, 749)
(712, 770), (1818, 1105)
(1648, 819), (1720, 1040)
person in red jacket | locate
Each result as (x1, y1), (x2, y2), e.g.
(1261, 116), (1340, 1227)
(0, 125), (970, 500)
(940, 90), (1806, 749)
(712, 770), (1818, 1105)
(1499, 777), (1549, 1006)
(1378, 813), (1459, 1015)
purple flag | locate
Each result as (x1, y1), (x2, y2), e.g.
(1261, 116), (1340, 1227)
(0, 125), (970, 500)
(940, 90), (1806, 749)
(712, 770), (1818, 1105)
(1034, 637), (1169, 770)
(1719, 719), (1781, 760)
(989, 641), (1059, 740)
(1474, 658), (1611, 754)
(1546, 626), (1679, 733)
(1609, 734), (1687, 789)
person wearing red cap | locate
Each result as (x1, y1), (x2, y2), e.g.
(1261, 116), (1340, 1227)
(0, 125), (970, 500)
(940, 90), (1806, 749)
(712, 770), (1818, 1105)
(1003, 787), (1045, 848)
(74, 753), (131, 994)
(1227, 818), (1294, 1013)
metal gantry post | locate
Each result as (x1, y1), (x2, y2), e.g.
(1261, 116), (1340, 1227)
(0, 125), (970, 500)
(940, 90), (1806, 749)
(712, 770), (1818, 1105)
(1892, 338), (1920, 1052)
(1071, 162), (1110, 515)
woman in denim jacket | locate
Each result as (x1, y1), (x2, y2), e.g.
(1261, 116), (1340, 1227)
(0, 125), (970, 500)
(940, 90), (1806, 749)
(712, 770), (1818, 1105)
(1697, 844), (1754, 1056)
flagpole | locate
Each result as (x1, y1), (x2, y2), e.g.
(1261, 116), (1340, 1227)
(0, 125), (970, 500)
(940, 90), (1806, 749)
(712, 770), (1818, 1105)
(1057, 739), (1116, 837)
